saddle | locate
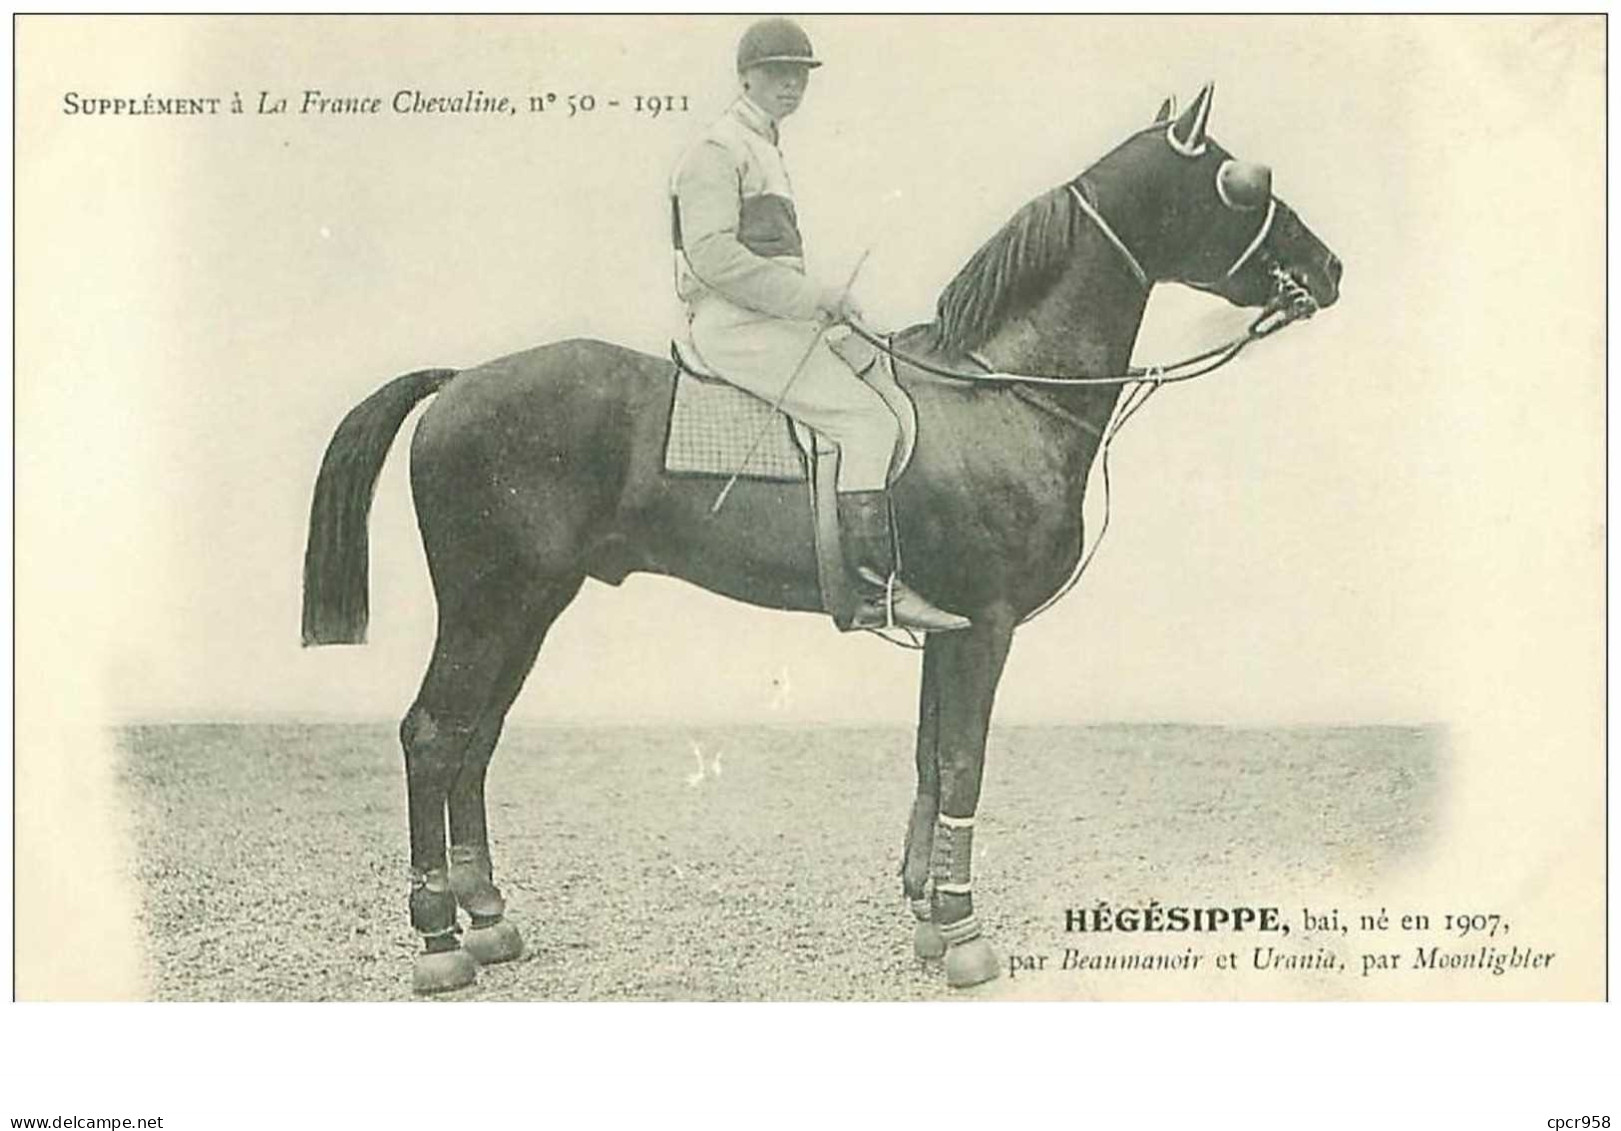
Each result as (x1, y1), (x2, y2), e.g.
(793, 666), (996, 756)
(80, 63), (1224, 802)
(662, 336), (919, 629)
(663, 337), (917, 482)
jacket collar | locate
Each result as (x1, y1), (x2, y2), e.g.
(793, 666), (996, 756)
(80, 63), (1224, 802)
(731, 95), (779, 145)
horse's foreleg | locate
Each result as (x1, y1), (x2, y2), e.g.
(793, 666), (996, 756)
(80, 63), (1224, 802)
(928, 609), (1015, 988)
(445, 574), (584, 968)
(902, 639), (946, 959)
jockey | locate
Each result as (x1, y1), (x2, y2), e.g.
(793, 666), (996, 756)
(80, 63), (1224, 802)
(670, 17), (970, 633)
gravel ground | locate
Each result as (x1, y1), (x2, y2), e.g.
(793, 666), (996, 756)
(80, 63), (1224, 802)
(116, 722), (1440, 1001)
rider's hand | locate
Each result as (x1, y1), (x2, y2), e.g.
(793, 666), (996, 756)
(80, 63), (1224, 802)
(815, 284), (863, 326)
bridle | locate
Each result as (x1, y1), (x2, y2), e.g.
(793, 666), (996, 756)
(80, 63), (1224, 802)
(846, 171), (1322, 639)
(1070, 174), (1278, 291)
(845, 175), (1317, 395)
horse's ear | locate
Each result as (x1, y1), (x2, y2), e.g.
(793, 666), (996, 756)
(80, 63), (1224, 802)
(1167, 81), (1215, 156)
(1154, 96), (1177, 124)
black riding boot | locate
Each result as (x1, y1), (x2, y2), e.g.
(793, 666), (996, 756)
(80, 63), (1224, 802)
(836, 490), (971, 633)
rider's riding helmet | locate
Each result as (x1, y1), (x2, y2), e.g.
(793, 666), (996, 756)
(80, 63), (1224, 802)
(736, 18), (822, 73)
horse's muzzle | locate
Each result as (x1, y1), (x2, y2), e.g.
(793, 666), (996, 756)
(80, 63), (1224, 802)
(1249, 264), (1324, 338)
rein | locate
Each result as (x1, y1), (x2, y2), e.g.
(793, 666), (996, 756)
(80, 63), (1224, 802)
(844, 282), (1310, 449)
(847, 303), (1290, 391)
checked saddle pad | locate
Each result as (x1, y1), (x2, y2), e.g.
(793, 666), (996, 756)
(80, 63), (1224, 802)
(662, 346), (809, 482)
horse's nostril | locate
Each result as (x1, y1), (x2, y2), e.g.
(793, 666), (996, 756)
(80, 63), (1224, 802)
(1325, 253), (1343, 287)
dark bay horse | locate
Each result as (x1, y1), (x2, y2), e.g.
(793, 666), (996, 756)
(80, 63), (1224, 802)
(302, 85), (1341, 994)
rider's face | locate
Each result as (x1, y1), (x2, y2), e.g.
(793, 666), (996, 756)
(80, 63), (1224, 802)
(742, 63), (812, 121)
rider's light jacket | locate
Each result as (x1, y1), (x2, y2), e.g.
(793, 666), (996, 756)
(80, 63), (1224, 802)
(670, 96), (822, 321)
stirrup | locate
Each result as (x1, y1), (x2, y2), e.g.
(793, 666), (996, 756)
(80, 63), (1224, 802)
(854, 568), (971, 633)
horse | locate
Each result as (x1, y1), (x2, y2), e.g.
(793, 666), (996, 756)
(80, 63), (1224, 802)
(301, 84), (1342, 995)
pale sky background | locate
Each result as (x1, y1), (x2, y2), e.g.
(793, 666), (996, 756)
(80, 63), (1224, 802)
(10, 13), (1607, 1004)
(17, 15), (1602, 729)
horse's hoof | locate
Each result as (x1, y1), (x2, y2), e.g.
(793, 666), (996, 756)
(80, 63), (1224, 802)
(914, 921), (947, 961)
(463, 919), (524, 965)
(945, 937), (1001, 989)
(412, 947), (478, 994)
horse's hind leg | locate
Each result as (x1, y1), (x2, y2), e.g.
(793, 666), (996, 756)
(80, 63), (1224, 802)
(445, 715), (522, 967)
(446, 575), (585, 967)
(400, 568), (581, 994)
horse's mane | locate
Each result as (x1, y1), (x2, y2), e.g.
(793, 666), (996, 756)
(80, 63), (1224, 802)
(929, 182), (1084, 354)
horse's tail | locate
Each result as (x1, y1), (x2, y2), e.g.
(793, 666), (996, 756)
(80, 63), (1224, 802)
(301, 367), (459, 646)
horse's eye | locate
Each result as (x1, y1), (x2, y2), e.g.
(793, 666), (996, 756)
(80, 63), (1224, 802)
(1216, 159), (1272, 211)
